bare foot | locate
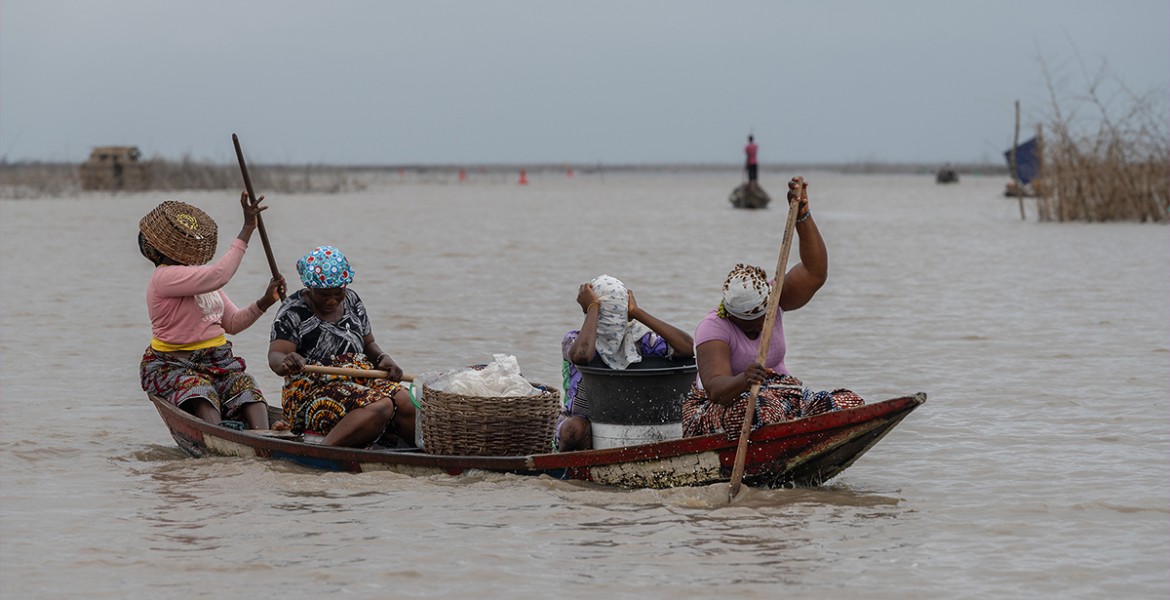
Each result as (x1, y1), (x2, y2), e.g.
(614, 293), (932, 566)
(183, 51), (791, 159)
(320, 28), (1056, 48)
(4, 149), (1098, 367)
(271, 420), (291, 431)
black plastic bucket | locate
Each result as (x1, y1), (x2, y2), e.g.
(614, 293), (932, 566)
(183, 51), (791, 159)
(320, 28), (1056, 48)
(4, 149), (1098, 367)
(577, 355), (697, 449)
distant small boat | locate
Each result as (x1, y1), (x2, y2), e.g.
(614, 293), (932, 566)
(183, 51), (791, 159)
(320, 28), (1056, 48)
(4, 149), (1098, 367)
(935, 168), (959, 184)
(730, 182), (771, 209)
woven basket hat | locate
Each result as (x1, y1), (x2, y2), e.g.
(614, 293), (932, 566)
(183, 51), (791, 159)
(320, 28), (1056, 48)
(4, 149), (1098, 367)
(139, 201), (218, 265)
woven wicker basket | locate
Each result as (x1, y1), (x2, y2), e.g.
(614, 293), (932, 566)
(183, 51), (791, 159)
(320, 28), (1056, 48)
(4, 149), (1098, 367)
(420, 382), (560, 456)
(139, 200), (218, 266)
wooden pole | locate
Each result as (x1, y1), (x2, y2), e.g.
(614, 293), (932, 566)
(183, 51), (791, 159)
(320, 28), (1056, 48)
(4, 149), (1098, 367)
(299, 364), (415, 382)
(728, 176), (803, 500)
(232, 133), (285, 300)
(1011, 101), (1026, 221)
(1034, 123), (1045, 202)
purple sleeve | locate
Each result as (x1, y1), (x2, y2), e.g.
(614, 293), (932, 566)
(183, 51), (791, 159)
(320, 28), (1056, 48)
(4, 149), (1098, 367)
(637, 332), (672, 358)
(562, 330), (579, 360)
(562, 331), (581, 411)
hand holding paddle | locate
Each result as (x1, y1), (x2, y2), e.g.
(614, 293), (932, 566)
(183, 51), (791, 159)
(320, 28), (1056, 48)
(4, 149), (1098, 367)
(728, 176), (806, 500)
(300, 364), (415, 382)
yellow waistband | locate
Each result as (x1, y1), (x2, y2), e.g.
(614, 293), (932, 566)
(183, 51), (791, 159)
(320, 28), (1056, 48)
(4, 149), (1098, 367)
(151, 334), (227, 352)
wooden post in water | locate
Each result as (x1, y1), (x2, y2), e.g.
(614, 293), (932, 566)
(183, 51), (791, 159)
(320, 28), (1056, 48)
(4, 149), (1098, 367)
(1034, 123), (1045, 202)
(1011, 101), (1026, 221)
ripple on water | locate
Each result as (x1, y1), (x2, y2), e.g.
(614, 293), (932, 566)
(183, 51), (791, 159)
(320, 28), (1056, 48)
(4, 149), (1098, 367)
(2, 175), (1168, 599)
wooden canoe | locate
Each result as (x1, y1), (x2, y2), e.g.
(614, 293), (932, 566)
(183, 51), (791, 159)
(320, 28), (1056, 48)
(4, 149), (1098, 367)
(936, 168), (959, 184)
(729, 182), (771, 209)
(149, 392), (925, 489)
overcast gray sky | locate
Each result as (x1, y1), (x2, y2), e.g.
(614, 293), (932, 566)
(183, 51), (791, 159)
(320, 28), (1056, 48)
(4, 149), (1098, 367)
(2, 0), (1166, 166)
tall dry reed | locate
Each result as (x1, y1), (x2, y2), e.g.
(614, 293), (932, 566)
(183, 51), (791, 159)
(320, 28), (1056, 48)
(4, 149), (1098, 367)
(1034, 59), (1168, 222)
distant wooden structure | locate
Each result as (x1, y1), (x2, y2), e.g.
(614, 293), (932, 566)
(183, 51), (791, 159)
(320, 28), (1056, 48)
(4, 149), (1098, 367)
(80, 146), (150, 191)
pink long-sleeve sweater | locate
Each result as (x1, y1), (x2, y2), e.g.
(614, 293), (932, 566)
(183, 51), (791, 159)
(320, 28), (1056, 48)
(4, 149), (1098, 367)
(146, 238), (263, 349)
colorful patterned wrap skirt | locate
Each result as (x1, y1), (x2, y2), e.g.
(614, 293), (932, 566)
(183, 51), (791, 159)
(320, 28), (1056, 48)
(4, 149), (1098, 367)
(682, 372), (865, 438)
(140, 342), (266, 420)
(281, 353), (404, 437)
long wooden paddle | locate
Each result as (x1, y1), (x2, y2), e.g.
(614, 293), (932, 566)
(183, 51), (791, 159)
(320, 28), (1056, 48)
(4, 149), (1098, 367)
(728, 176), (805, 500)
(300, 364), (415, 382)
(232, 133), (285, 301)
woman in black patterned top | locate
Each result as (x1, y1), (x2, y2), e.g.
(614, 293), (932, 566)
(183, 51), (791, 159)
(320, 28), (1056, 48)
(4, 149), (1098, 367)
(268, 246), (415, 447)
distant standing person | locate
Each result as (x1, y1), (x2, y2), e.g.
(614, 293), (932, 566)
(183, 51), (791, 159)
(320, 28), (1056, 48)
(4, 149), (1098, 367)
(112, 157), (124, 190)
(744, 135), (759, 184)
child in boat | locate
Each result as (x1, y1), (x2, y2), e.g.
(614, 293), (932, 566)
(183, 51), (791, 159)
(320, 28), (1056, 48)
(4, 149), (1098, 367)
(139, 194), (286, 429)
(558, 274), (695, 451)
(267, 245), (416, 448)
(683, 178), (864, 438)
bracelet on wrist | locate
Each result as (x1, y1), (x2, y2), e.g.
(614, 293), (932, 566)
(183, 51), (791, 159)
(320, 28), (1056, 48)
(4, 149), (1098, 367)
(586, 302), (601, 313)
(796, 209), (811, 223)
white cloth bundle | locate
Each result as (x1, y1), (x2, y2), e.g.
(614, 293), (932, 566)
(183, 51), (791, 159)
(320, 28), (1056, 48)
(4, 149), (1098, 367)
(424, 354), (539, 397)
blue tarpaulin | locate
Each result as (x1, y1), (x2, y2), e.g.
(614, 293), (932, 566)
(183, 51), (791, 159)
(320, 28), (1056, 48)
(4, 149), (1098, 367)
(1004, 138), (1039, 184)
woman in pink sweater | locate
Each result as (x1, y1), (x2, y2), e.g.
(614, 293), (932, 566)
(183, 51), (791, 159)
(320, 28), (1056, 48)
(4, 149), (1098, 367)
(139, 193), (285, 429)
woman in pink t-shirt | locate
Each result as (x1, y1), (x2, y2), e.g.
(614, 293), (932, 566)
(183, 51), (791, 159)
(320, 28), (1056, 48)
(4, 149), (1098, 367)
(682, 178), (863, 437)
(138, 194), (285, 429)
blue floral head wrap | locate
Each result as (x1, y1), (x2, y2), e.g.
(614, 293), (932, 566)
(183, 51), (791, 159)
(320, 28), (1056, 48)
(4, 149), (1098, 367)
(296, 246), (354, 289)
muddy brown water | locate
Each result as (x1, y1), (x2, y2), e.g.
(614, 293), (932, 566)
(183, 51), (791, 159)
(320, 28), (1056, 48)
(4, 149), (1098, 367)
(2, 171), (1166, 598)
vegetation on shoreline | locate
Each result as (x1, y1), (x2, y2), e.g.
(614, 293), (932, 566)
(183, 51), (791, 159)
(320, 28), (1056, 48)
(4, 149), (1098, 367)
(1, 158), (1007, 200)
(0, 156), (365, 199)
(1031, 60), (1168, 223)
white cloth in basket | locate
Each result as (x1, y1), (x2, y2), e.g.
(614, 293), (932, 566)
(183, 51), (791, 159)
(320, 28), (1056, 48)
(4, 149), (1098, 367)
(425, 354), (539, 397)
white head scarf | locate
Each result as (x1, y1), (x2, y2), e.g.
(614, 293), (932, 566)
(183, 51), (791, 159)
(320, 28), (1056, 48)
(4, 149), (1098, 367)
(721, 264), (770, 320)
(591, 274), (650, 370)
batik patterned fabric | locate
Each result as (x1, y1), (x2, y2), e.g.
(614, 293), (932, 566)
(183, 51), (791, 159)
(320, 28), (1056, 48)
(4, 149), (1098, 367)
(281, 353), (404, 437)
(140, 342), (266, 419)
(681, 372), (864, 438)
(590, 274), (651, 370)
(270, 288), (370, 364)
(296, 245), (354, 289)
